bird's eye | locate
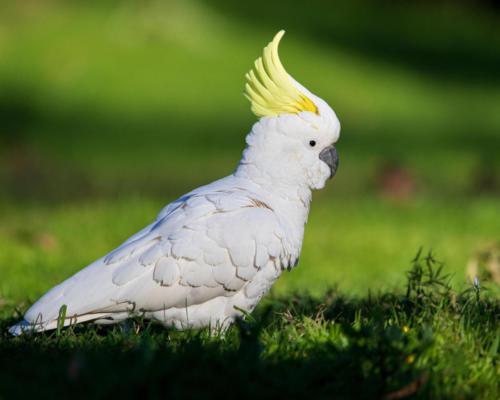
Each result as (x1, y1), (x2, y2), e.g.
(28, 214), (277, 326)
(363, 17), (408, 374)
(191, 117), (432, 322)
(309, 140), (316, 147)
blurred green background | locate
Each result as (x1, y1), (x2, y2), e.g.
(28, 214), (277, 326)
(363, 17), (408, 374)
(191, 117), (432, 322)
(0, 0), (499, 303)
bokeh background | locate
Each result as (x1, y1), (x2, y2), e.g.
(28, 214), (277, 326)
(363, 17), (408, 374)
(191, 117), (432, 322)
(1, 0), (499, 303)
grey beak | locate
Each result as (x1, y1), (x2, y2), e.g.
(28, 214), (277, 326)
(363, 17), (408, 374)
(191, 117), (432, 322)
(319, 146), (339, 179)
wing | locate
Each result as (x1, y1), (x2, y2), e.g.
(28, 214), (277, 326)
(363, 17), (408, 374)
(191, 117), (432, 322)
(22, 188), (286, 329)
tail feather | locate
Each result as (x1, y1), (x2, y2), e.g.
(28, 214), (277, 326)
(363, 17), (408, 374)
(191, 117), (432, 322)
(8, 312), (116, 336)
(9, 320), (36, 336)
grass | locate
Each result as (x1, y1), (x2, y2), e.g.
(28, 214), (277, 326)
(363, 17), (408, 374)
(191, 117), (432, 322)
(0, 195), (499, 302)
(1, 253), (499, 399)
(0, 1), (499, 398)
(0, 195), (498, 398)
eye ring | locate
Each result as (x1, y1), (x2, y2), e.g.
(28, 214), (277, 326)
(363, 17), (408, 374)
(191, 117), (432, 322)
(309, 140), (316, 147)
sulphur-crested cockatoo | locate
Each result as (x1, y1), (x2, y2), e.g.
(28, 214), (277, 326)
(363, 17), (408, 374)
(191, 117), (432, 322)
(10, 30), (340, 335)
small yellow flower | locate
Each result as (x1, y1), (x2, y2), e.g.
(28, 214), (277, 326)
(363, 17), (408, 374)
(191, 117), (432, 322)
(402, 325), (410, 333)
(406, 354), (415, 364)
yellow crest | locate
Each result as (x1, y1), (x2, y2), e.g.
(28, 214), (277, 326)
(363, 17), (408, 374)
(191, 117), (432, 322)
(244, 30), (318, 118)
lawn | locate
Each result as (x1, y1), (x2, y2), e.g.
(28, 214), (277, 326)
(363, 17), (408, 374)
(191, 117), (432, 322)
(1, 254), (499, 399)
(1, 196), (499, 303)
(0, 1), (499, 398)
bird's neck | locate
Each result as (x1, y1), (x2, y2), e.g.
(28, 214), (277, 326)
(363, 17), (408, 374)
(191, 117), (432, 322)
(233, 141), (314, 260)
(235, 142), (312, 204)
(235, 161), (311, 207)
(234, 161), (311, 269)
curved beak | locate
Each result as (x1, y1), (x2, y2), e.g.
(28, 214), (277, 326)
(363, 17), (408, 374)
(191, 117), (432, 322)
(319, 146), (339, 179)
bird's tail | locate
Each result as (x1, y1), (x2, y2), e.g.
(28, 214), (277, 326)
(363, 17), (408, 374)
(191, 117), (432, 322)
(9, 305), (68, 336)
(8, 320), (40, 336)
(8, 311), (126, 336)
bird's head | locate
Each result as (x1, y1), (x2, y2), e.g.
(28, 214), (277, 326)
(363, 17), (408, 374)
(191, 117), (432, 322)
(239, 30), (340, 191)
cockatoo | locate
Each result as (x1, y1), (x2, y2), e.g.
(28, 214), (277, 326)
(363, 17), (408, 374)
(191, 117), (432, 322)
(10, 30), (340, 335)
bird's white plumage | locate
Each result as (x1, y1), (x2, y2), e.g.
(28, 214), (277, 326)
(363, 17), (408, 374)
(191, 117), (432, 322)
(10, 178), (298, 334)
(9, 30), (341, 335)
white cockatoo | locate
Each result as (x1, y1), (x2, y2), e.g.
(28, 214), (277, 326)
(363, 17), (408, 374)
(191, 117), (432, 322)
(10, 30), (340, 335)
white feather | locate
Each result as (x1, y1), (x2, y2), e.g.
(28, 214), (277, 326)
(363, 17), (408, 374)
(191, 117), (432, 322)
(10, 31), (341, 335)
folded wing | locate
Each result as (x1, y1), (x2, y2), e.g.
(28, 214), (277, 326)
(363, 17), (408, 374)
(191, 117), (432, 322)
(12, 188), (284, 334)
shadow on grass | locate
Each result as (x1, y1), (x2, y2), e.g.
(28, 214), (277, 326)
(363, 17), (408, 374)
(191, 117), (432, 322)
(1, 252), (499, 399)
(1, 87), (499, 203)
(206, 0), (500, 83)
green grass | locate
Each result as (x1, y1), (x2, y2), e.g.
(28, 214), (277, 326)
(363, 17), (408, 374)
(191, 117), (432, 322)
(1, 0), (499, 398)
(0, 195), (498, 302)
(1, 254), (499, 399)
(1, 195), (498, 398)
